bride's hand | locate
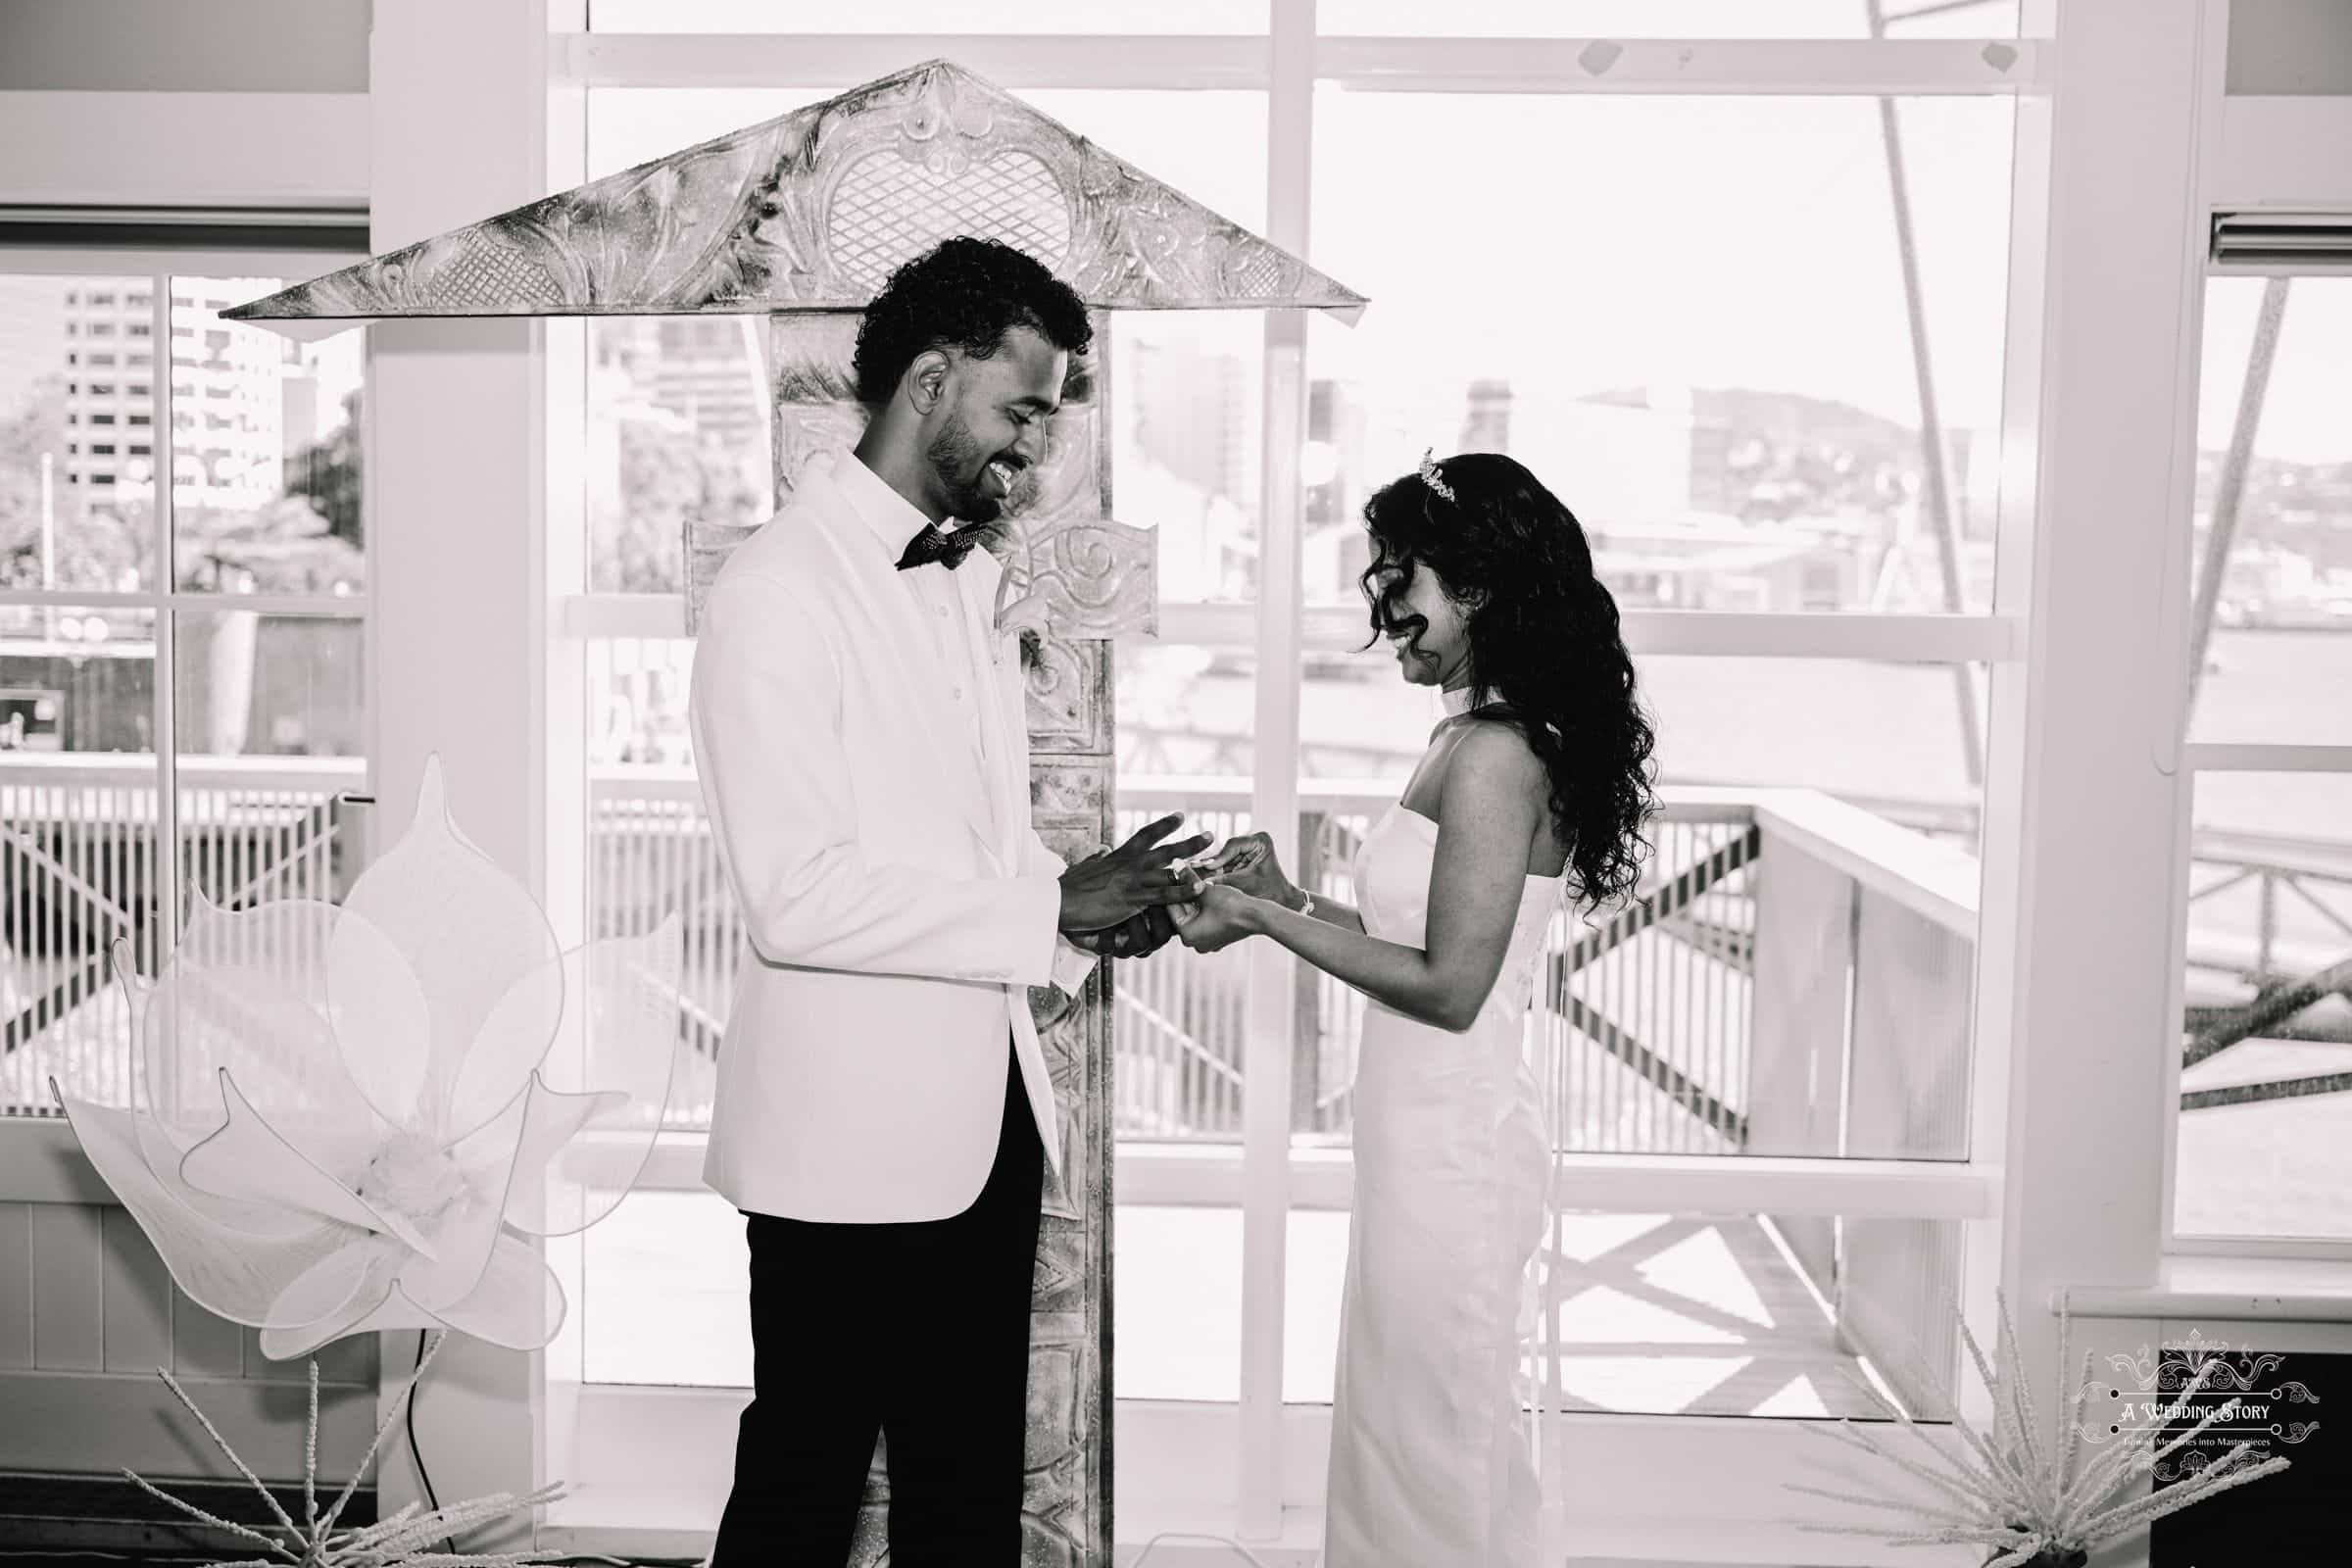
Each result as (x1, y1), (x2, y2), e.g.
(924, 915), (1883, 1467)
(1193, 831), (1298, 907)
(1174, 885), (1259, 954)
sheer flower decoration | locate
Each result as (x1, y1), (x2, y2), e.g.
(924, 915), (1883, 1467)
(55, 756), (681, 1360)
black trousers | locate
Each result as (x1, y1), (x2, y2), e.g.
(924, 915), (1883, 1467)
(711, 1045), (1044, 1565)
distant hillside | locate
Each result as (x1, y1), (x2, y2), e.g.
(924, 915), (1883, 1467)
(1589, 384), (1923, 467)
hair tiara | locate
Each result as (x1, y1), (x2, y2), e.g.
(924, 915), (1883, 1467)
(1417, 448), (1456, 504)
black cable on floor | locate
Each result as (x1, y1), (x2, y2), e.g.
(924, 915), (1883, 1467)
(408, 1328), (456, 1555)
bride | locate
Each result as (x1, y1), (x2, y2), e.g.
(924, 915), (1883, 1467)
(1174, 451), (1657, 1566)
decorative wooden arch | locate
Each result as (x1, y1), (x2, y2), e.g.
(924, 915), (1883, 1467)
(230, 59), (1363, 1568)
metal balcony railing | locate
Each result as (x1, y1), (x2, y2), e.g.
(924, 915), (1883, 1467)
(13, 753), (2346, 1409)
(2, 753), (364, 1113)
(8, 758), (2346, 1166)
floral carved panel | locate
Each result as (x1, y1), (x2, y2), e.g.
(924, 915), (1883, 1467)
(228, 61), (1363, 328)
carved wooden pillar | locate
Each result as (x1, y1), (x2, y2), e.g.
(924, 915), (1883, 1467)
(1012, 308), (1119, 1568)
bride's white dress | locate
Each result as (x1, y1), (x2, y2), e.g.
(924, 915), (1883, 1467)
(1323, 802), (1565, 1567)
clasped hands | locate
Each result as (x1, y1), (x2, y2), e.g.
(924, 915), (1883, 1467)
(1056, 821), (1293, 960)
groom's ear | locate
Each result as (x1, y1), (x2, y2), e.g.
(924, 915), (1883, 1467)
(906, 349), (953, 415)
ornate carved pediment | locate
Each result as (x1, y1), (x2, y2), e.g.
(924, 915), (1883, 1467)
(225, 59), (1364, 327)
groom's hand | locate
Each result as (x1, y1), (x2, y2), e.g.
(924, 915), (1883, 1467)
(1068, 905), (1180, 959)
(1058, 813), (1211, 932)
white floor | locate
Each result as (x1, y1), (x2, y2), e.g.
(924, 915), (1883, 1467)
(541, 1381), (1866, 1568)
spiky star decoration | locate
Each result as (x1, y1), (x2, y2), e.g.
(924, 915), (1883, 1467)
(123, 1332), (565, 1568)
(1789, 1292), (2292, 1568)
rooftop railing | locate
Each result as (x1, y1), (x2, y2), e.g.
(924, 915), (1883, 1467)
(13, 752), (2347, 1408)
(5, 755), (2343, 1156)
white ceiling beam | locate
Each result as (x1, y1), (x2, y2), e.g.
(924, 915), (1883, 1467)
(560, 33), (2048, 97)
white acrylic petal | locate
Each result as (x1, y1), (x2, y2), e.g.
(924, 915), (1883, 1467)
(394, 1085), (533, 1312)
(259, 1252), (430, 1361)
(415, 1229), (567, 1351)
(112, 937), (149, 1022)
(442, 947), (565, 1145)
(179, 1070), (436, 1258)
(56, 1092), (367, 1333)
(495, 1078), (622, 1240)
(137, 897), (389, 1186)
(113, 946), (309, 1241)
(341, 756), (561, 1138)
(263, 1233), (403, 1345)
(514, 913), (684, 1236)
(323, 907), (433, 1132)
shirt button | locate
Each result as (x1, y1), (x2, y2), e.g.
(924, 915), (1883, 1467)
(952, 686), (964, 701)
(936, 605), (948, 617)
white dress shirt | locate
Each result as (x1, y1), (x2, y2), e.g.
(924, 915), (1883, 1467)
(834, 455), (989, 770)
(829, 453), (1098, 999)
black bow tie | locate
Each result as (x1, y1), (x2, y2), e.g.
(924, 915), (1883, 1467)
(898, 524), (986, 571)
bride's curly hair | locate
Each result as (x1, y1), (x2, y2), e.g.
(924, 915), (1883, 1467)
(1358, 452), (1657, 909)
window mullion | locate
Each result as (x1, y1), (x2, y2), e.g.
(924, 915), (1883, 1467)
(150, 268), (181, 967)
(1235, 0), (1316, 1544)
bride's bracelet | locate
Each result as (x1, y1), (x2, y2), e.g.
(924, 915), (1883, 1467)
(1287, 885), (1316, 918)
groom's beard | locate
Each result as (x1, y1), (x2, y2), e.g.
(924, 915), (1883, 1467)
(925, 411), (1027, 525)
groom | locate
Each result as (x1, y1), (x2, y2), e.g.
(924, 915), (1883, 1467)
(689, 236), (1208, 1563)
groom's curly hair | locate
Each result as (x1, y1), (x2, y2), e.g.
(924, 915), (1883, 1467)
(853, 236), (1094, 406)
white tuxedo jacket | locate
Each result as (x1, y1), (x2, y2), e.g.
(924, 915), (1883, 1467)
(688, 452), (1094, 1223)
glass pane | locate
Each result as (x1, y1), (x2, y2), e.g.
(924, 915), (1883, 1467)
(1535, 1209), (1957, 1417)
(1309, 93), (2013, 612)
(1301, 641), (1443, 779)
(1, 602), (159, 1113)
(1026, 90), (1268, 236)
(2186, 275), (2352, 746)
(579, 1188), (754, 1386)
(1279, 654), (1983, 1156)
(1114, 1200), (1956, 1415)
(1647, 655), (1987, 817)
(171, 611), (365, 918)
(578, 1183), (1963, 1416)
(591, 0), (1269, 32)
(589, 86), (838, 177)
(582, 638), (724, 1128)
(1321, 0), (2019, 36)
(586, 318), (774, 596)
(1115, 643), (1253, 1142)
(2176, 771), (2352, 1242)
(1118, 314), (1266, 604)
(0, 272), (157, 593)
(169, 275), (366, 597)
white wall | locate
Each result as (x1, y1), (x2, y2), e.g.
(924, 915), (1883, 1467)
(2228, 0), (2352, 94)
(0, 0), (368, 207)
(0, 0), (368, 93)
(2217, 0), (2352, 211)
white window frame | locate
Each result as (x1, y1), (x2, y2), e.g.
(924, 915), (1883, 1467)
(0, 236), (371, 1100)
(2143, 0), (2352, 1267)
(2163, 736), (2352, 1265)
(345, 0), (2315, 1559)
(538, 4), (2050, 1554)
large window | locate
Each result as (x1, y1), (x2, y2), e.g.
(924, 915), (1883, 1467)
(2172, 273), (2352, 1247)
(551, 0), (2036, 1539)
(1305, 93), (2012, 615)
(0, 248), (368, 1118)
